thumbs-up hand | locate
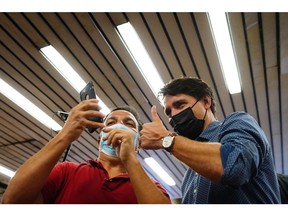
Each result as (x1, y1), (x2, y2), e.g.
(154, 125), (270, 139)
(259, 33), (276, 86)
(140, 105), (170, 150)
(151, 105), (161, 122)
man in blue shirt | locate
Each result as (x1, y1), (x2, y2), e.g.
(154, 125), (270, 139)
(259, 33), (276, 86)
(140, 77), (280, 203)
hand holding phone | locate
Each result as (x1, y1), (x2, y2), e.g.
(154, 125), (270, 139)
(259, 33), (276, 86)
(80, 81), (103, 133)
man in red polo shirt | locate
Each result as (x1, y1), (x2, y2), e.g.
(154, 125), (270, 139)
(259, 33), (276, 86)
(2, 100), (171, 204)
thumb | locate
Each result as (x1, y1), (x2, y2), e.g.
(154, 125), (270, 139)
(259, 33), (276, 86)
(151, 105), (161, 122)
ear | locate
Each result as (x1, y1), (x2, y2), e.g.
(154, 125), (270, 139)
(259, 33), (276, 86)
(203, 96), (211, 109)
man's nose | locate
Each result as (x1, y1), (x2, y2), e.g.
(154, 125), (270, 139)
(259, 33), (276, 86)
(171, 109), (180, 117)
(116, 120), (125, 125)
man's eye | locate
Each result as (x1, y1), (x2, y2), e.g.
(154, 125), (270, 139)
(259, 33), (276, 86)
(126, 122), (135, 127)
(106, 122), (115, 126)
(175, 103), (183, 109)
(175, 104), (186, 111)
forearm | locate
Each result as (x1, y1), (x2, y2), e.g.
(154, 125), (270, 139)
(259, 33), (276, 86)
(172, 136), (224, 182)
(2, 131), (71, 204)
(124, 156), (171, 204)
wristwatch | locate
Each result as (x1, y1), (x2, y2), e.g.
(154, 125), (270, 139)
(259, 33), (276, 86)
(162, 133), (176, 152)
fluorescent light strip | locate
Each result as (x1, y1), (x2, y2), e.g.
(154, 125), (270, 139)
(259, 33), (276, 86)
(208, 12), (242, 94)
(40, 45), (86, 93)
(0, 78), (62, 131)
(0, 165), (15, 178)
(117, 22), (164, 96)
(40, 45), (110, 115)
(144, 157), (176, 186)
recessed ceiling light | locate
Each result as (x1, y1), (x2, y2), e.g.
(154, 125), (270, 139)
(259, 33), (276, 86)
(0, 164), (15, 178)
(117, 22), (164, 97)
(144, 157), (176, 186)
(208, 12), (242, 94)
(0, 78), (62, 131)
(40, 45), (110, 114)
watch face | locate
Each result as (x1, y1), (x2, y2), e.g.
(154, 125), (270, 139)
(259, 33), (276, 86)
(163, 136), (173, 148)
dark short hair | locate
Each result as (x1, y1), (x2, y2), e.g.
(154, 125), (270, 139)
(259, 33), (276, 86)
(158, 77), (216, 116)
(103, 106), (143, 132)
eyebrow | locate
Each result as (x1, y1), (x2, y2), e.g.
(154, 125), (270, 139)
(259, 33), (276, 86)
(164, 99), (187, 116)
(105, 116), (137, 125)
(123, 117), (137, 124)
(173, 99), (186, 108)
(104, 116), (117, 122)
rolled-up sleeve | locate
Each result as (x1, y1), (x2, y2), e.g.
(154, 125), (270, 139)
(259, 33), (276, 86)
(219, 112), (268, 187)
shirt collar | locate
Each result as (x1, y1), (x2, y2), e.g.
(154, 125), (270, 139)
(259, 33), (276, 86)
(197, 120), (221, 141)
(86, 159), (129, 178)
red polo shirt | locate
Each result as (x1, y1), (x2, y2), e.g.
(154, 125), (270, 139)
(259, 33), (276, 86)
(42, 160), (170, 204)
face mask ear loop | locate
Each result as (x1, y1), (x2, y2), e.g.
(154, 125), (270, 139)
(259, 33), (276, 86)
(192, 98), (207, 121)
(191, 98), (201, 109)
(203, 109), (208, 121)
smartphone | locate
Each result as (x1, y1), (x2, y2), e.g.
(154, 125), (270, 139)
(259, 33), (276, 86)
(80, 81), (103, 133)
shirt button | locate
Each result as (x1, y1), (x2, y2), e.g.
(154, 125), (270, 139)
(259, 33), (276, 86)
(195, 172), (198, 176)
(193, 189), (197, 193)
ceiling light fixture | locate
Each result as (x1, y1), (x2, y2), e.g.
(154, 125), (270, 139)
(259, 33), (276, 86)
(40, 45), (110, 114)
(144, 157), (176, 186)
(117, 22), (164, 96)
(0, 78), (62, 131)
(208, 12), (242, 94)
(0, 165), (15, 178)
(40, 45), (86, 93)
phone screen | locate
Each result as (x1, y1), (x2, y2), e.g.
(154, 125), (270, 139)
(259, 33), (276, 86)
(80, 81), (103, 133)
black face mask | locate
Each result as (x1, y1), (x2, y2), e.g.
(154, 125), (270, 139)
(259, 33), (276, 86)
(169, 100), (207, 140)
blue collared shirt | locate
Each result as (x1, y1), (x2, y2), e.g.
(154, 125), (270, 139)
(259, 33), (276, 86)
(181, 112), (281, 204)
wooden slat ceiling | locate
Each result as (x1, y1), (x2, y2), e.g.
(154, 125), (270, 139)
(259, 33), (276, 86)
(0, 12), (288, 201)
